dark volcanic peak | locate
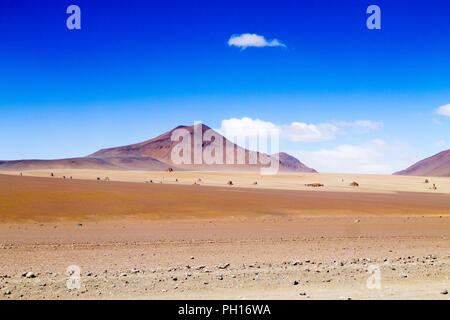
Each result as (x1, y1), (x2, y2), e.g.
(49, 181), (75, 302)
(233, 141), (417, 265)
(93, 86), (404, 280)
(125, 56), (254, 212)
(394, 149), (450, 177)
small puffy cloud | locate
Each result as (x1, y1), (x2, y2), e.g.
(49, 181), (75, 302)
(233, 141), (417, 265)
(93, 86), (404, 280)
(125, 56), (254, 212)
(227, 33), (286, 49)
(335, 120), (383, 130)
(219, 117), (278, 138)
(436, 104), (450, 116)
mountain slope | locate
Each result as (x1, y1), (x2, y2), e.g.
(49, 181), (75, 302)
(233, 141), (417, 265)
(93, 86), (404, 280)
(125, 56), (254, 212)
(394, 150), (450, 177)
(0, 156), (170, 171)
(0, 124), (317, 173)
(89, 124), (316, 172)
(274, 152), (317, 173)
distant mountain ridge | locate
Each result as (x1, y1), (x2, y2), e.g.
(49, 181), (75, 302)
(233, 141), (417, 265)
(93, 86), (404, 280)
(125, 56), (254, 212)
(394, 149), (450, 177)
(0, 124), (317, 173)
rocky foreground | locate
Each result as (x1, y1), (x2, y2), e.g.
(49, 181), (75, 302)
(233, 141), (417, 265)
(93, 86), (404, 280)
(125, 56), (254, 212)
(0, 217), (449, 300)
(1, 253), (449, 300)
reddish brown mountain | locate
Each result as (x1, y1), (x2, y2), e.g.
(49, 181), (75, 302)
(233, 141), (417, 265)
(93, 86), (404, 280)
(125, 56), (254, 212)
(0, 124), (316, 173)
(274, 152), (317, 173)
(394, 150), (450, 177)
(89, 124), (316, 172)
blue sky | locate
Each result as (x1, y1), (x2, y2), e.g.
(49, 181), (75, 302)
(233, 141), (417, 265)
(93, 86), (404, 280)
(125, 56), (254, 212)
(0, 0), (449, 173)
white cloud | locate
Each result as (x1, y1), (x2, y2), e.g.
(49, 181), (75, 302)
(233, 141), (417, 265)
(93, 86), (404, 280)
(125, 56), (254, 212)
(218, 117), (385, 143)
(227, 33), (286, 49)
(219, 117), (383, 143)
(282, 122), (339, 142)
(292, 139), (413, 174)
(219, 117), (278, 138)
(218, 117), (337, 142)
(335, 120), (383, 130)
(296, 145), (389, 174)
(436, 104), (450, 116)
(217, 117), (416, 174)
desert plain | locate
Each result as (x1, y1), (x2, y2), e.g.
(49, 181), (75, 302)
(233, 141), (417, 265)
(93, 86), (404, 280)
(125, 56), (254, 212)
(0, 170), (449, 300)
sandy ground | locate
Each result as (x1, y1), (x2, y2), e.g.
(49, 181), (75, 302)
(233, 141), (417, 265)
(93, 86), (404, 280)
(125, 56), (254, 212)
(2, 169), (450, 194)
(0, 172), (449, 300)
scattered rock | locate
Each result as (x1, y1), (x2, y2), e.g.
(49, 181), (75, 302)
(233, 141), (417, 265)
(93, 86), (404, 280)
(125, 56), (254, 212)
(291, 260), (302, 266)
(440, 289), (448, 295)
(305, 183), (324, 187)
(292, 280), (299, 285)
(299, 292), (306, 296)
(218, 275), (223, 280)
(25, 272), (36, 278)
(354, 219), (360, 223)
(349, 181), (359, 187)
(218, 263), (230, 269)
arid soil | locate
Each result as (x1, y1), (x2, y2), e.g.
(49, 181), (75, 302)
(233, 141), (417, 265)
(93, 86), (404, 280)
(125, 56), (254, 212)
(0, 172), (449, 299)
(2, 169), (450, 194)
